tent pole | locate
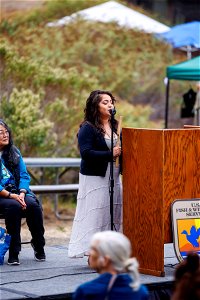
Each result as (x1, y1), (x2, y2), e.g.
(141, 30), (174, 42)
(187, 45), (192, 60)
(165, 78), (170, 128)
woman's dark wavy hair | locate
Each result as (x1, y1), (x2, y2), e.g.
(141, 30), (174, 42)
(82, 90), (118, 134)
(0, 119), (19, 166)
(172, 253), (200, 300)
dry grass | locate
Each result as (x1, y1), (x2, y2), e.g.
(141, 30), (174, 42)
(21, 214), (74, 246)
(0, 198), (75, 247)
(1, 0), (45, 21)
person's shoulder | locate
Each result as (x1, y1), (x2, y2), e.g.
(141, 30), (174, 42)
(76, 273), (110, 291)
(12, 145), (20, 153)
(80, 121), (95, 129)
(8, 145), (21, 157)
(118, 274), (149, 297)
(79, 122), (97, 134)
(73, 277), (105, 300)
(138, 284), (149, 297)
(12, 146), (22, 158)
(76, 279), (94, 291)
(73, 279), (97, 298)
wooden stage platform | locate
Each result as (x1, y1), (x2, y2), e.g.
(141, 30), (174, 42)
(0, 243), (178, 300)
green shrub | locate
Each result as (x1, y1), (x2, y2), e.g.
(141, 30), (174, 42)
(1, 88), (56, 156)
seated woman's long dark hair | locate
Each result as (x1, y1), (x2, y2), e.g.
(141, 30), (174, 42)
(81, 90), (118, 134)
(0, 119), (20, 167)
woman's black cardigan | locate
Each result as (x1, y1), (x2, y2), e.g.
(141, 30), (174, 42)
(78, 122), (121, 177)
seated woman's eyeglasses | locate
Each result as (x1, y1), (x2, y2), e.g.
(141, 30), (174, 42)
(0, 130), (9, 137)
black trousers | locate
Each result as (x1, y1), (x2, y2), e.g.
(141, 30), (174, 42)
(0, 195), (45, 254)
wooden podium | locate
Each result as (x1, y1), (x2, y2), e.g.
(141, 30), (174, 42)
(122, 128), (200, 276)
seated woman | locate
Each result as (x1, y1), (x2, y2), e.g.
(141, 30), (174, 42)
(0, 120), (45, 265)
(73, 231), (149, 300)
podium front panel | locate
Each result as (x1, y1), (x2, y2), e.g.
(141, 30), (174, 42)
(122, 128), (164, 276)
(122, 128), (200, 276)
(163, 129), (200, 242)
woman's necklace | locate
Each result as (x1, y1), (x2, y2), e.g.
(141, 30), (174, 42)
(105, 130), (112, 138)
(104, 128), (117, 139)
(103, 123), (117, 139)
(103, 124), (111, 138)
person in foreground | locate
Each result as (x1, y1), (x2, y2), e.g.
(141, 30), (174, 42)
(73, 231), (149, 300)
(171, 252), (200, 300)
(0, 120), (45, 265)
(68, 90), (122, 258)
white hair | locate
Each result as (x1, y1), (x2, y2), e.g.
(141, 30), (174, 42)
(90, 231), (141, 290)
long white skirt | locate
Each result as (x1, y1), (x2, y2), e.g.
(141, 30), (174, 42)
(68, 163), (122, 258)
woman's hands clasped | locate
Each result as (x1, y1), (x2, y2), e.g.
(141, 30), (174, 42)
(113, 145), (121, 158)
(10, 192), (27, 209)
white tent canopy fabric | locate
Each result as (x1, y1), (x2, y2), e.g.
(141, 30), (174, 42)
(47, 0), (170, 34)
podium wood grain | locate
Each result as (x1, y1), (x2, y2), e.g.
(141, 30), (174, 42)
(122, 128), (200, 276)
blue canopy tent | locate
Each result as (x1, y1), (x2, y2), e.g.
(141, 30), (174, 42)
(165, 56), (200, 128)
(160, 21), (200, 59)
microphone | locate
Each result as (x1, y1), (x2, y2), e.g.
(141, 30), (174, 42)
(109, 108), (116, 115)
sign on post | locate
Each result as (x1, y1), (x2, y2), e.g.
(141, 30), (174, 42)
(171, 198), (200, 262)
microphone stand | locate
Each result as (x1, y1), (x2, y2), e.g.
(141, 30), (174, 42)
(109, 110), (115, 231)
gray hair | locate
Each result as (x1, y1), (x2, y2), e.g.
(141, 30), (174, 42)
(90, 231), (141, 290)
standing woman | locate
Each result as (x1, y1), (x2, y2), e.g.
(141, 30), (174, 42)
(0, 120), (45, 265)
(68, 90), (122, 258)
